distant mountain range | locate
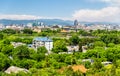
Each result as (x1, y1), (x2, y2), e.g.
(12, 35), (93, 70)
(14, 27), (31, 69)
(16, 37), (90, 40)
(0, 19), (73, 26)
(0, 19), (119, 26)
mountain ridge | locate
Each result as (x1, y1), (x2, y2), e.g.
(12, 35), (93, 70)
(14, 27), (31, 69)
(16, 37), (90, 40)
(0, 19), (119, 26)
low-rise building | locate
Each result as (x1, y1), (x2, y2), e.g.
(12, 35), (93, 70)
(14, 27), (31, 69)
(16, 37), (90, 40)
(51, 25), (60, 31)
(82, 45), (88, 53)
(32, 37), (53, 53)
(33, 28), (41, 33)
(11, 42), (26, 48)
(67, 45), (79, 53)
(82, 59), (94, 64)
(102, 61), (112, 66)
(0, 24), (5, 30)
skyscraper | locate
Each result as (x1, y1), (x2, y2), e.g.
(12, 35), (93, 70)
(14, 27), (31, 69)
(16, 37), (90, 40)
(74, 20), (78, 26)
(74, 20), (78, 32)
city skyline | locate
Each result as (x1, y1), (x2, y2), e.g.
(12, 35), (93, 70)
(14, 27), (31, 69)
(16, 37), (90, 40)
(0, 0), (120, 23)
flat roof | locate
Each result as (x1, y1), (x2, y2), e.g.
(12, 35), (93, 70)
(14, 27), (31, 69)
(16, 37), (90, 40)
(33, 37), (53, 42)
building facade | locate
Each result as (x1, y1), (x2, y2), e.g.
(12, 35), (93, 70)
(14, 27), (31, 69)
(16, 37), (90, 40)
(32, 37), (53, 53)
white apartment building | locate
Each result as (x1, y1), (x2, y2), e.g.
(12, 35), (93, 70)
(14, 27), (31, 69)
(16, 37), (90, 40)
(32, 37), (53, 53)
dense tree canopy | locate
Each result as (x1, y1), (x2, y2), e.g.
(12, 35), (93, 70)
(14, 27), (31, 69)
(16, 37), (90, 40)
(22, 29), (33, 34)
(1, 29), (16, 34)
(69, 34), (79, 45)
(0, 53), (11, 71)
(52, 40), (67, 53)
(101, 34), (120, 45)
(37, 46), (48, 54)
(12, 45), (30, 59)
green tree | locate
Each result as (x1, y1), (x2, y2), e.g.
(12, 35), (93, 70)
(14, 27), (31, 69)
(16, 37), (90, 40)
(83, 61), (91, 69)
(94, 41), (106, 47)
(107, 43), (115, 47)
(20, 59), (37, 69)
(52, 40), (67, 53)
(101, 34), (120, 45)
(0, 53), (11, 71)
(1, 29), (16, 34)
(37, 46), (48, 54)
(0, 33), (4, 39)
(64, 55), (76, 65)
(69, 34), (79, 45)
(105, 46), (120, 61)
(12, 45), (30, 59)
(92, 59), (103, 71)
(79, 29), (91, 36)
(22, 29), (33, 34)
(3, 39), (10, 45)
(1, 45), (14, 56)
(30, 46), (48, 61)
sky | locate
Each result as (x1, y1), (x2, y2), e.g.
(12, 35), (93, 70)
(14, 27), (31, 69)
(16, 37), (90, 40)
(0, 0), (120, 23)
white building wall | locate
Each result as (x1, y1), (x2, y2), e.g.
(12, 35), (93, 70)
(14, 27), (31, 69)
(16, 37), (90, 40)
(32, 38), (53, 53)
(45, 42), (53, 53)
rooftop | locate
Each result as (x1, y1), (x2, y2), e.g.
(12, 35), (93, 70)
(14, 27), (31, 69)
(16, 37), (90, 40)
(5, 66), (29, 74)
(33, 37), (53, 42)
(58, 65), (87, 74)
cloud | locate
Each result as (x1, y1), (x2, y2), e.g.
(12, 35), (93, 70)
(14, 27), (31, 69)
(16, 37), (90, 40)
(0, 14), (42, 20)
(97, 0), (120, 6)
(72, 7), (120, 22)
(87, 0), (120, 7)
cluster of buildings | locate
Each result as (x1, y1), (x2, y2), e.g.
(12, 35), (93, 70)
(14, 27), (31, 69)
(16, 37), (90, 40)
(11, 36), (87, 55)
(0, 20), (120, 33)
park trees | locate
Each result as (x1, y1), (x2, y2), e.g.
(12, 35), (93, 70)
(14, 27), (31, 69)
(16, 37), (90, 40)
(101, 34), (120, 45)
(1, 45), (14, 56)
(1, 29), (16, 34)
(30, 47), (47, 61)
(22, 28), (33, 34)
(37, 46), (48, 54)
(105, 46), (120, 62)
(94, 41), (106, 47)
(0, 33), (4, 40)
(0, 53), (11, 71)
(52, 40), (67, 53)
(91, 58), (104, 72)
(69, 34), (79, 45)
(12, 45), (30, 59)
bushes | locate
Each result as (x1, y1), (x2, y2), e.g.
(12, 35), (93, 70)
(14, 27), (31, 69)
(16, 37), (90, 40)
(0, 53), (11, 71)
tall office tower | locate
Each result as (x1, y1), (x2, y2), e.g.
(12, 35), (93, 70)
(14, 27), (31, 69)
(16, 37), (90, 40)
(74, 20), (78, 32)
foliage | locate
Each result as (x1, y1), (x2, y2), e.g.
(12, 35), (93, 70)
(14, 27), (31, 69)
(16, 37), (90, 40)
(92, 59), (104, 72)
(12, 45), (30, 59)
(22, 28), (33, 34)
(1, 29), (16, 34)
(69, 34), (79, 45)
(1, 45), (14, 56)
(0, 53), (11, 71)
(0, 33), (4, 39)
(101, 34), (120, 45)
(52, 40), (67, 53)
(94, 41), (106, 47)
(0, 29), (120, 75)
(37, 46), (48, 54)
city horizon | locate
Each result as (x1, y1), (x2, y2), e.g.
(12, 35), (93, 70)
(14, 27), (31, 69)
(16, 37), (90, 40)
(0, 0), (120, 23)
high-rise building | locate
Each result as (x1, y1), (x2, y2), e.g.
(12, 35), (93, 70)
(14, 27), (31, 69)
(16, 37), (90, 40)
(74, 20), (78, 32)
(74, 20), (78, 26)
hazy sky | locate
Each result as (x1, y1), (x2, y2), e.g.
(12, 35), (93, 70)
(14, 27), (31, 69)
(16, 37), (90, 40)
(0, 0), (120, 23)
